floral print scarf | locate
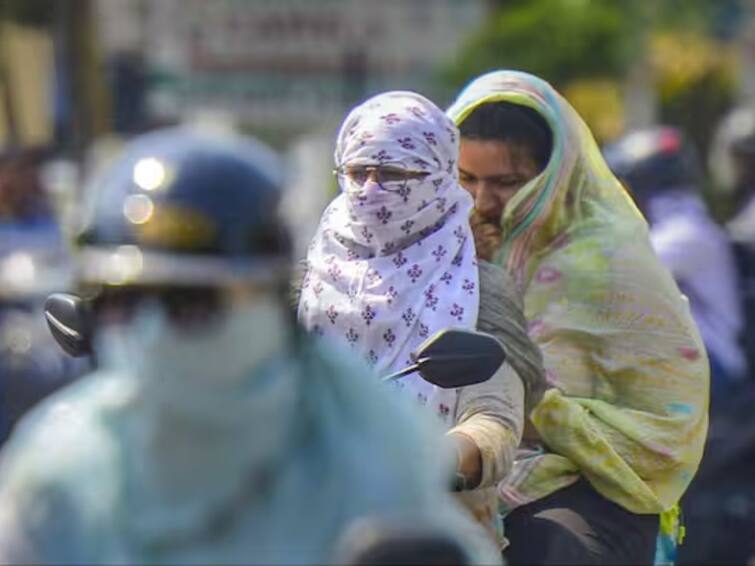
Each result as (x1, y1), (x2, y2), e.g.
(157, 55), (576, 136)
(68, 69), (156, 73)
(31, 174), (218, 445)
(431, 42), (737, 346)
(299, 91), (479, 423)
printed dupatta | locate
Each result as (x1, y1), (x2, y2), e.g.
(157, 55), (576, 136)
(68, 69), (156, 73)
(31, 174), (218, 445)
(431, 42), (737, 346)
(448, 71), (709, 514)
(300, 91), (479, 424)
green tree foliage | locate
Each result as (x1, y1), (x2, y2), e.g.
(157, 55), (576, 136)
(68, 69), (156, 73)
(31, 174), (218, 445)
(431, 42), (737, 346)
(652, 31), (738, 161)
(441, 0), (741, 91)
(442, 0), (636, 91)
(441, 0), (740, 150)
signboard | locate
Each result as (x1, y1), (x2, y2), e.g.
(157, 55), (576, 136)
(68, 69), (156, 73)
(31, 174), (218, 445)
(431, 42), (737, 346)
(97, 0), (486, 134)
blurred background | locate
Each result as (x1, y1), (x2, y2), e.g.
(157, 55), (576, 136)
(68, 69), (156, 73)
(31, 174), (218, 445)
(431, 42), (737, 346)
(2, 1), (755, 562)
(0, 0), (752, 223)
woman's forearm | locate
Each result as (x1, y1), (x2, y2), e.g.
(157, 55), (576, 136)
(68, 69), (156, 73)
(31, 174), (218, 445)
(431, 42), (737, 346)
(451, 361), (524, 488)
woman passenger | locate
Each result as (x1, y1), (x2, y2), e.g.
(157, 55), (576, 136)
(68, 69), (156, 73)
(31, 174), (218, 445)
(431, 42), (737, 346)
(447, 70), (709, 565)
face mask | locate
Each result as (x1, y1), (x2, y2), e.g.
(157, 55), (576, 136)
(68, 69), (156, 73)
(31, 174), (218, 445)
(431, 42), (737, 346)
(97, 297), (294, 425)
(96, 297), (303, 545)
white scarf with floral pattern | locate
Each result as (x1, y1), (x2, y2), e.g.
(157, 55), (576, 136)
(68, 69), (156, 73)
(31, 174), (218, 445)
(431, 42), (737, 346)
(298, 91), (479, 424)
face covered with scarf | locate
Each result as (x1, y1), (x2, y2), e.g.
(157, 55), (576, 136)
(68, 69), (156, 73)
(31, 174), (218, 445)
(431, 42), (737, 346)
(96, 286), (292, 422)
(299, 91), (479, 420)
(90, 283), (299, 544)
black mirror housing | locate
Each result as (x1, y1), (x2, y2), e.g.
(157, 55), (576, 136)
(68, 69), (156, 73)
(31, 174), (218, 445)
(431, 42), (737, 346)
(383, 328), (506, 388)
(413, 328), (506, 389)
(44, 293), (93, 358)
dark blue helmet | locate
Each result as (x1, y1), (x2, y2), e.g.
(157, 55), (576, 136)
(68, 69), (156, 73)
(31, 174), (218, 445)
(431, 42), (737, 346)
(604, 126), (701, 199)
(75, 128), (291, 288)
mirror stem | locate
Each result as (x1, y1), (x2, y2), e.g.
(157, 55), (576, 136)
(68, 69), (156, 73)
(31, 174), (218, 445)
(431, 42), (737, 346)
(382, 363), (420, 382)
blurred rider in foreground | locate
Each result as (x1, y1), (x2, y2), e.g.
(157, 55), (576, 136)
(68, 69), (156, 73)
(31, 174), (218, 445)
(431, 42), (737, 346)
(0, 129), (497, 564)
(605, 126), (747, 404)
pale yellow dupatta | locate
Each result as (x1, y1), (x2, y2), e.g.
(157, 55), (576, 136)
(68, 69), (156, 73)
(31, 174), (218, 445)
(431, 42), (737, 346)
(448, 71), (709, 517)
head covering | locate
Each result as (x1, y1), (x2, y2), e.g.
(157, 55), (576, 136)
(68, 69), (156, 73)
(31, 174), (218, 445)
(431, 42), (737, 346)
(299, 91), (479, 422)
(448, 71), (709, 516)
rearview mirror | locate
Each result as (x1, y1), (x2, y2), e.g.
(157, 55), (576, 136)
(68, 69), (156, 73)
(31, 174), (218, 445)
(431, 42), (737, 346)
(44, 293), (93, 358)
(384, 328), (505, 388)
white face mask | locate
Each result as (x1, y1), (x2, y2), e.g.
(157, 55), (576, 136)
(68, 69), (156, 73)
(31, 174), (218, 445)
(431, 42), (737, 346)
(97, 297), (294, 425)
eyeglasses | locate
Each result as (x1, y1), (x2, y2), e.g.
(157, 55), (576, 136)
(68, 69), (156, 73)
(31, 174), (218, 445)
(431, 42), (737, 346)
(333, 162), (430, 193)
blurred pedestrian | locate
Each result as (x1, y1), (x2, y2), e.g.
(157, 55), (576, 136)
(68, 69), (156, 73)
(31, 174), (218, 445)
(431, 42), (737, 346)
(448, 71), (709, 565)
(605, 126), (747, 403)
(710, 106), (755, 376)
(0, 148), (63, 254)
